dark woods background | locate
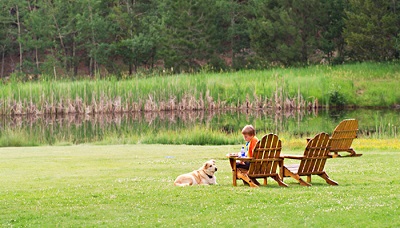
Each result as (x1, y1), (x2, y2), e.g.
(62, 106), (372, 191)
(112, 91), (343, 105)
(1, 0), (399, 78)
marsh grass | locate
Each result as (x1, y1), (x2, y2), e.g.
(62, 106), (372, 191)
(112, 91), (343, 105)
(0, 145), (399, 227)
(140, 126), (241, 145)
(1, 62), (399, 115)
(0, 130), (39, 147)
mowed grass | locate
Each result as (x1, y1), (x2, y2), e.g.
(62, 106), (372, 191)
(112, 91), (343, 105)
(0, 144), (399, 227)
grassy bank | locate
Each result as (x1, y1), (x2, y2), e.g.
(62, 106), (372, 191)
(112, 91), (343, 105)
(0, 144), (399, 227)
(1, 62), (399, 115)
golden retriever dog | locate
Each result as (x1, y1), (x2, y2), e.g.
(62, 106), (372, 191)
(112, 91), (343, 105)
(174, 160), (218, 186)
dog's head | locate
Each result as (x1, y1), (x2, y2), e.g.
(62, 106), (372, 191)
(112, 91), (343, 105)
(203, 159), (218, 175)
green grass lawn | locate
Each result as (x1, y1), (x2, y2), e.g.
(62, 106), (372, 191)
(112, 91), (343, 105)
(0, 144), (399, 227)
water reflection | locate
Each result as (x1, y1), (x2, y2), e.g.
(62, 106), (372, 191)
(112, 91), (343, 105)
(0, 108), (398, 145)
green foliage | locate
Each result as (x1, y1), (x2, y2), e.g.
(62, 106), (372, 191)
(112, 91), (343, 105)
(247, 0), (347, 66)
(319, 0), (347, 61)
(157, 0), (228, 72)
(344, 0), (400, 61)
(329, 90), (347, 107)
(1, 0), (399, 77)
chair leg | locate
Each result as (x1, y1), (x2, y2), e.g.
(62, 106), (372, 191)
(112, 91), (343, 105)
(328, 151), (340, 158)
(330, 149), (363, 158)
(230, 158), (237, 186)
(296, 176), (312, 186)
(237, 170), (258, 187)
(283, 168), (311, 186)
(272, 175), (288, 187)
(251, 178), (261, 186)
(348, 148), (362, 157)
(307, 175), (311, 183)
(318, 172), (339, 186)
(232, 172), (237, 186)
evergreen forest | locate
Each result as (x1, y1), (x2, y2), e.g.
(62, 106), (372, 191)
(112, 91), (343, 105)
(1, 0), (399, 78)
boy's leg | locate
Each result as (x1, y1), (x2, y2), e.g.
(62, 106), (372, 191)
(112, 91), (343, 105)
(236, 161), (250, 170)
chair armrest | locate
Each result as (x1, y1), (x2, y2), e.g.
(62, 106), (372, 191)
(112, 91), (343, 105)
(226, 153), (238, 158)
(235, 157), (253, 161)
(228, 156), (253, 162)
(282, 154), (305, 160)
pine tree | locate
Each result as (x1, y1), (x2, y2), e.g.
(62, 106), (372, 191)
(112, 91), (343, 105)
(157, 0), (231, 72)
(110, 0), (161, 75)
(248, 0), (297, 66)
(344, 0), (400, 61)
(319, 0), (347, 63)
(0, 3), (17, 77)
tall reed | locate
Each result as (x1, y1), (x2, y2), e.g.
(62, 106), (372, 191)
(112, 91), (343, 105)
(1, 62), (399, 115)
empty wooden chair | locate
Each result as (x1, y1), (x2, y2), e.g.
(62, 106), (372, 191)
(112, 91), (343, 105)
(330, 119), (362, 157)
(282, 132), (338, 186)
(228, 134), (288, 187)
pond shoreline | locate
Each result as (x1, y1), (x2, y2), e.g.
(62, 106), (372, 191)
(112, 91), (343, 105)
(1, 107), (398, 147)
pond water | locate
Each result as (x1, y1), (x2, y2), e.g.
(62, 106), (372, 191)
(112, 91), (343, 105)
(0, 108), (399, 145)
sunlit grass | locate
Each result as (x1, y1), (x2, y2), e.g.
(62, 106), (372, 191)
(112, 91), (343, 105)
(0, 145), (398, 227)
(352, 138), (400, 150)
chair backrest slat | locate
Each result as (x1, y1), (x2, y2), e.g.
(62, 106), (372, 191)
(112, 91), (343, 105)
(248, 134), (282, 176)
(330, 119), (358, 151)
(298, 132), (331, 175)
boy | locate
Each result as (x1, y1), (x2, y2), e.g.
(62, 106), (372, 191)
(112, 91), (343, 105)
(236, 125), (258, 170)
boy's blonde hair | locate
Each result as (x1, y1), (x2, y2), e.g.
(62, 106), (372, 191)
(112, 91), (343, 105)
(241, 125), (256, 136)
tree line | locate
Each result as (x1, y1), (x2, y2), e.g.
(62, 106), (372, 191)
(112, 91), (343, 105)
(1, 0), (399, 78)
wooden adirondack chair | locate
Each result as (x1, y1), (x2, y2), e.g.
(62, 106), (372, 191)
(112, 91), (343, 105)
(228, 134), (288, 187)
(330, 119), (361, 157)
(282, 132), (338, 186)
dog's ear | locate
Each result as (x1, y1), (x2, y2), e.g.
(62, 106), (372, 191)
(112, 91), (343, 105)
(203, 160), (212, 168)
(203, 160), (216, 169)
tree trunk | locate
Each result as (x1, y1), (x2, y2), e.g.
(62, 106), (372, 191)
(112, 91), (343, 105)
(88, 2), (98, 77)
(125, 0), (133, 38)
(15, 5), (23, 72)
(129, 63), (132, 75)
(89, 57), (93, 77)
(73, 34), (78, 76)
(44, 0), (68, 74)
(134, 61), (137, 74)
(35, 45), (39, 72)
(1, 46), (5, 78)
(52, 16), (67, 73)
